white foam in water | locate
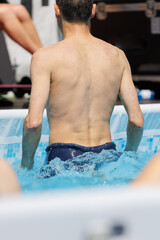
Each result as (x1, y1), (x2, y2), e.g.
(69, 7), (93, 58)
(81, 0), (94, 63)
(0, 104), (160, 240)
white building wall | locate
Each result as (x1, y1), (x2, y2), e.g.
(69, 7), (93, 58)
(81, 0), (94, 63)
(4, 0), (59, 82)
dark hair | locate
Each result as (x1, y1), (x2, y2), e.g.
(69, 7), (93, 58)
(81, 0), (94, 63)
(56, 0), (93, 23)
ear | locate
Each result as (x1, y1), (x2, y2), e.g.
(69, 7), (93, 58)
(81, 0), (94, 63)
(90, 4), (96, 18)
(54, 4), (61, 18)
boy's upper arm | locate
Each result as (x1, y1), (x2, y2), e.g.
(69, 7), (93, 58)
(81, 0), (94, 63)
(28, 50), (51, 122)
(119, 51), (141, 120)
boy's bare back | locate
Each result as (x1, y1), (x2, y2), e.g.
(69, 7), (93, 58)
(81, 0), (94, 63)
(31, 36), (124, 146)
(21, 1), (143, 170)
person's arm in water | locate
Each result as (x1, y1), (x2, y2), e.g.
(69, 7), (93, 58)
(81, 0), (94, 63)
(21, 50), (50, 170)
(119, 51), (144, 151)
(132, 153), (160, 184)
(0, 158), (20, 194)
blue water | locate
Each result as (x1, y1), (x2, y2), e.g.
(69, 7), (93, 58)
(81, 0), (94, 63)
(1, 108), (160, 193)
(10, 146), (154, 194)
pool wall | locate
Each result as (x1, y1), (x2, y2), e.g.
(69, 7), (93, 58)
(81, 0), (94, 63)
(0, 103), (160, 162)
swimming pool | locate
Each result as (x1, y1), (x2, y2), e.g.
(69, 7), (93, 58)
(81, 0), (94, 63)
(0, 103), (160, 192)
(0, 103), (160, 240)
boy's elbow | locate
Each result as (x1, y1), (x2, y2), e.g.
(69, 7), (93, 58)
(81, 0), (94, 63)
(130, 114), (144, 129)
(25, 115), (42, 130)
(140, 115), (144, 128)
(27, 121), (42, 130)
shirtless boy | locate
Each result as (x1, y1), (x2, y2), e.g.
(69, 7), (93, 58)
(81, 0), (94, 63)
(21, 0), (144, 170)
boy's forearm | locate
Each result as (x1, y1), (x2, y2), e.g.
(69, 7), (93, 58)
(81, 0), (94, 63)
(125, 120), (143, 151)
(21, 119), (42, 170)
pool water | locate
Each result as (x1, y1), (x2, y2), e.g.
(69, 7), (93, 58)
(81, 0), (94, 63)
(10, 145), (154, 194)
(1, 106), (160, 193)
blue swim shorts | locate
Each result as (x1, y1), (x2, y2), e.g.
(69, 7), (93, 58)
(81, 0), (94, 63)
(45, 142), (116, 164)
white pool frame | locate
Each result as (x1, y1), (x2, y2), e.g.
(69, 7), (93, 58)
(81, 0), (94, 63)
(0, 103), (160, 240)
(0, 187), (160, 240)
(1, 102), (160, 118)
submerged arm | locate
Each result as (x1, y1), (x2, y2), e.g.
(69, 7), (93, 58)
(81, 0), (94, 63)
(119, 51), (144, 151)
(21, 116), (42, 170)
(125, 120), (143, 151)
(21, 50), (50, 169)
